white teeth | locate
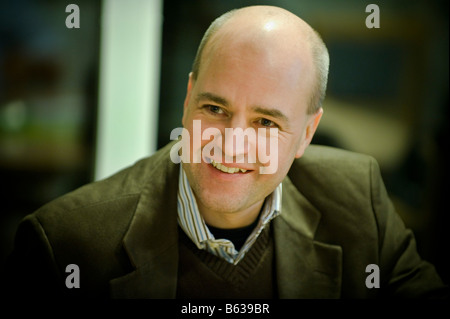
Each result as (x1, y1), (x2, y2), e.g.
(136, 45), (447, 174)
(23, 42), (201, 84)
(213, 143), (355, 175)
(211, 160), (247, 174)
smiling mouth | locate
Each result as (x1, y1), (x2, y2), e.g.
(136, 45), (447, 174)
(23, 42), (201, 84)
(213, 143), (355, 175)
(211, 159), (248, 174)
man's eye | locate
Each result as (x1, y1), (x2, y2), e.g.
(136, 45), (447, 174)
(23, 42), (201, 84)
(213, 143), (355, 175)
(207, 105), (224, 114)
(259, 118), (277, 127)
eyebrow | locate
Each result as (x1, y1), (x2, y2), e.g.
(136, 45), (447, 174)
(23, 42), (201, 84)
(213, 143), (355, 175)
(196, 92), (229, 107)
(251, 106), (289, 124)
(196, 92), (289, 124)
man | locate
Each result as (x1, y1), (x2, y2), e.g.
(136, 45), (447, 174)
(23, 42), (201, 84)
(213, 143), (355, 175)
(2, 5), (448, 299)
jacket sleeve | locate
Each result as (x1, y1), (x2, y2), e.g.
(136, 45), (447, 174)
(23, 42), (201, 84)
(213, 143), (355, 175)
(370, 157), (449, 298)
(1, 214), (66, 298)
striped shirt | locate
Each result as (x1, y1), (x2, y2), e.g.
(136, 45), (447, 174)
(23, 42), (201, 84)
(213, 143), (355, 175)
(177, 165), (282, 265)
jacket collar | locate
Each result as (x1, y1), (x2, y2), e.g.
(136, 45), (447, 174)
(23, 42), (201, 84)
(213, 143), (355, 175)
(110, 157), (180, 298)
(274, 176), (342, 298)
(110, 155), (342, 298)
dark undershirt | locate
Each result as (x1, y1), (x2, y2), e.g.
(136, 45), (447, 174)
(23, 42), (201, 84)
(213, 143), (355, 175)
(206, 213), (261, 251)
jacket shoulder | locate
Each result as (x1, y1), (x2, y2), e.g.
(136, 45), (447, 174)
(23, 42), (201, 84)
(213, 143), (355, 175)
(28, 142), (178, 250)
(6, 143), (177, 296)
(289, 144), (378, 192)
(287, 145), (381, 250)
(34, 142), (175, 222)
(297, 144), (375, 169)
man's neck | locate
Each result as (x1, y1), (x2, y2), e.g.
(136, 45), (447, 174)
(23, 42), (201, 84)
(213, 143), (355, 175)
(198, 199), (265, 229)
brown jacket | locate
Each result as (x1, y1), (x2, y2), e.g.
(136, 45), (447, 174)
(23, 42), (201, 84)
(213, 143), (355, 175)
(2, 143), (448, 298)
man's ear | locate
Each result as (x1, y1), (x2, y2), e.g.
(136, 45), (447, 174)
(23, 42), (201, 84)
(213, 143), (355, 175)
(182, 72), (195, 126)
(295, 108), (323, 158)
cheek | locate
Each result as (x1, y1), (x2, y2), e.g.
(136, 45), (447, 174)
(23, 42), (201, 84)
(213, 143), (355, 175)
(183, 120), (226, 163)
(256, 130), (299, 175)
(261, 133), (301, 174)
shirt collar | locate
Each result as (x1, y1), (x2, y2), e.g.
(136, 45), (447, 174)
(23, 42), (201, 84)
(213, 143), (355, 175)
(177, 164), (282, 264)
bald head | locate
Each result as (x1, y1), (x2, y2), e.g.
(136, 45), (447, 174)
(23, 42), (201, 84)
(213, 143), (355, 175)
(191, 5), (329, 114)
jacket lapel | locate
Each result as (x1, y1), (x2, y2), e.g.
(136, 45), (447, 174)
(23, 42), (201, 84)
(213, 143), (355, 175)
(109, 145), (343, 298)
(274, 177), (342, 298)
(110, 162), (180, 298)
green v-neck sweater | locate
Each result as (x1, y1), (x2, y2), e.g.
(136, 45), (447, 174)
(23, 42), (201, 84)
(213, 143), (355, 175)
(176, 225), (276, 299)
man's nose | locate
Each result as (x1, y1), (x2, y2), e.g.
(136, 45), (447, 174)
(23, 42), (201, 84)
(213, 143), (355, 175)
(222, 119), (255, 163)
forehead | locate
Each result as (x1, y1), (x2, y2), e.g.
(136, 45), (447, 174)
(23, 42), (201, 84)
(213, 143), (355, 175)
(195, 32), (314, 117)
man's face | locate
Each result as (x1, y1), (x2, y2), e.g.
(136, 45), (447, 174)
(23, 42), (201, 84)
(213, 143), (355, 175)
(181, 35), (320, 220)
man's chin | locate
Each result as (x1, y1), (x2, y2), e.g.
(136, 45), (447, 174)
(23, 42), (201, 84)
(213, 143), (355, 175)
(199, 193), (244, 211)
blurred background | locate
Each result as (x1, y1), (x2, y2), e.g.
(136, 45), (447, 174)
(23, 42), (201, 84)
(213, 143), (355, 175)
(1, 0), (448, 285)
